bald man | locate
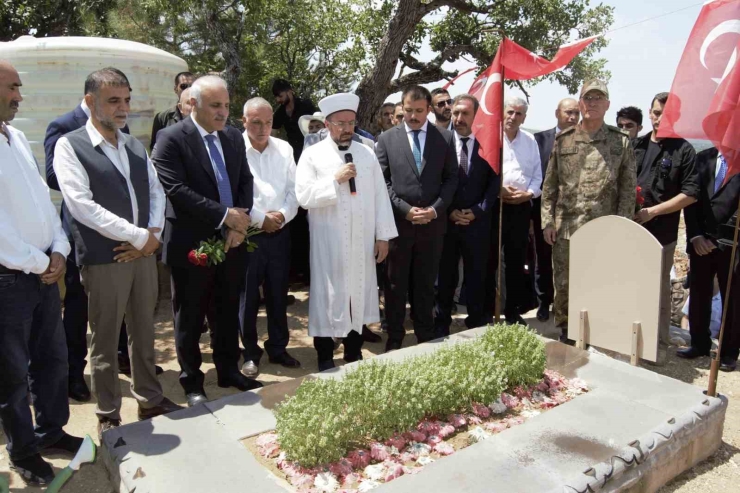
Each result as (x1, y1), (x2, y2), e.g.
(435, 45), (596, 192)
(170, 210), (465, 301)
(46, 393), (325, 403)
(532, 98), (579, 321)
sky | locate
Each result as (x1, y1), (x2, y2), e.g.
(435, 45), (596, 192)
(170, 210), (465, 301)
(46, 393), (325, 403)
(385, 0), (706, 134)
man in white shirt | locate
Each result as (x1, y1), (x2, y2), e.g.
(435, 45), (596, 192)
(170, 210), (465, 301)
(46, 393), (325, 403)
(488, 96), (542, 325)
(239, 97), (301, 377)
(54, 68), (181, 439)
(0, 60), (83, 485)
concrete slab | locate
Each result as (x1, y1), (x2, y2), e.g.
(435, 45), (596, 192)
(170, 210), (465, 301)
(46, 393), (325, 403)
(102, 329), (728, 493)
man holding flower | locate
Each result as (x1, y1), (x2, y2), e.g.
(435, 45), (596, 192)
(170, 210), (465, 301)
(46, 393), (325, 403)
(153, 75), (262, 407)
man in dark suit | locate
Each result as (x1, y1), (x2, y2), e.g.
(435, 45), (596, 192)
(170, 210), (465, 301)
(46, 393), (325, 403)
(152, 75), (262, 406)
(434, 94), (498, 336)
(679, 147), (740, 372)
(150, 71), (193, 151)
(532, 98), (579, 321)
(43, 74), (139, 403)
(376, 85), (459, 351)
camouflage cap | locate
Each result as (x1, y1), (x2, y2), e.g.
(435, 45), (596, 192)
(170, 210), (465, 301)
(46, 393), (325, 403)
(579, 79), (609, 99)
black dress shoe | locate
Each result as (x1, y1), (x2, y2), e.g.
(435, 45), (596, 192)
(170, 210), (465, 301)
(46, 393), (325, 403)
(286, 294), (296, 306)
(344, 352), (363, 363)
(385, 340), (402, 353)
(68, 378), (91, 402)
(676, 346), (710, 359)
(138, 397), (184, 420)
(186, 393), (208, 407)
(269, 352), (301, 368)
(118, 355), (132, 376)
(217, 372), (263, 391)
(362, 325), (382, 343)
(41, 432), (84, 456)
(318, 359), (336, 372)
(155, 365), (164, 375)
(536, 304), (550, 322)
(10, 454), (55, 485)
(241, 360), (260, 378)
(505, 315), (527, 326)
(720, 356), (737, 372)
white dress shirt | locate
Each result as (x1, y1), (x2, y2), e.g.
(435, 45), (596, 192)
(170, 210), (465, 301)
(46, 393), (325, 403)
(80, 98), (91, 118)
(54, 119), (165, 251)
(404, 120), (428, 158)
(243, 133), (298, 229)
(454, 132), (476, 172)
(191, 116), (229, 227)
(1, 124), (70, 273)
(502, 129), (542, 199)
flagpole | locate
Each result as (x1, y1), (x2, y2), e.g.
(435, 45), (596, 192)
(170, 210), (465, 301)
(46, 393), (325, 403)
(707, 193), (740, 397)
(495, 45), (506, 324)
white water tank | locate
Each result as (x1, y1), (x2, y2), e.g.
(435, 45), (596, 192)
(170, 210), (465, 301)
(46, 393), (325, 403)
(0, 35), (188, 203)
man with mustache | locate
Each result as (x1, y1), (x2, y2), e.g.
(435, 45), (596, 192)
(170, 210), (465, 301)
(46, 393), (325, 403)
(377, 85), (459, 351)
(296, 93), (397, 371)
(0, 59), (84, 486)
(153, 76), (261, 407)
(434, 94), (499, 337)
(53, 68), (181, 439)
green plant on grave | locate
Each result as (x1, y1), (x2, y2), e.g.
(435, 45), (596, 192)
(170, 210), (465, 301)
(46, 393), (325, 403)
(274, 324), (546, 467)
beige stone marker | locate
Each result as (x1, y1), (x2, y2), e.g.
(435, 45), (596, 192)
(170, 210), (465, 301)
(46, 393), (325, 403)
(568, 215), (665, 362)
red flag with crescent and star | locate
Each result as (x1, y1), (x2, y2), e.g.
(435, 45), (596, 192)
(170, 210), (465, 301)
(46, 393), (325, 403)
(469, 37), (598, 172)
(658, 0), (740, 182)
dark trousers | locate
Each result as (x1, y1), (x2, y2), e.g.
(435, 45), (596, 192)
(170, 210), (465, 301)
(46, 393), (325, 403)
(0, 273), (69, 461)
(314, 330), (363, 362)
(435, 219), (492, 336)
(385, 229), (445, 344)
(170, 250), (245, 394)
(531, 197), (554, 307)
(689, 247), (740, 360)
(487, 201), (532, 320)
(290, 208), (310, 283)
(239, 229), (291, 364)
(63, 244), (128, 380)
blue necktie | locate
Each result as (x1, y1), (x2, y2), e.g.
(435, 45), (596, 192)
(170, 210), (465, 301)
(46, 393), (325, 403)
(715, 154), (727, 193)
(204, 135), (233, 207)
(412, 130), (422, 173)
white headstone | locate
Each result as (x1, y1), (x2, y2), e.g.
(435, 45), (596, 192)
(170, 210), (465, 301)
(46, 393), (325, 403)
(568, 216), (665, 362)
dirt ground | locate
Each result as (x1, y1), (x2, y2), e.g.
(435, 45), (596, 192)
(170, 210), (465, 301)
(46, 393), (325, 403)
(0, 281), (738, 493)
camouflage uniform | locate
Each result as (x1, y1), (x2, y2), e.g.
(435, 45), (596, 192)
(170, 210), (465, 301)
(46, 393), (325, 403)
(541, 123), (636, 329)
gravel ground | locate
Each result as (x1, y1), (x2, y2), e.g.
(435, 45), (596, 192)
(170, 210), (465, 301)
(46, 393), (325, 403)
(0, 283), (737, 492)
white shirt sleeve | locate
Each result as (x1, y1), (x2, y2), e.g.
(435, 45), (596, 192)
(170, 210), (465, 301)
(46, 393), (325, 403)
(527, 139), (543, 199)
(54, 137), (151, 250)
(146, 153), (166, 240)
(278, 152), (299, 227)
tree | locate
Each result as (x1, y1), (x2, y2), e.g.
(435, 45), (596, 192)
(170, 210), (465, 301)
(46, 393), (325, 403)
(0, 0), (111, 41)
(353, 0), (614, 129)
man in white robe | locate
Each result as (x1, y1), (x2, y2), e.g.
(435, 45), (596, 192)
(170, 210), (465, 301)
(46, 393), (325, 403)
(296, 93), (398, 371)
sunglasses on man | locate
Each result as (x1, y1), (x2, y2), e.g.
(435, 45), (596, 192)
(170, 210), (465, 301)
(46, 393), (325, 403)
(435, 99), (453, 108)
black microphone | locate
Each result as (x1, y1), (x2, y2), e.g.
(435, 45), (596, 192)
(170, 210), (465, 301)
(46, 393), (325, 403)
(344, 152), (357, 195)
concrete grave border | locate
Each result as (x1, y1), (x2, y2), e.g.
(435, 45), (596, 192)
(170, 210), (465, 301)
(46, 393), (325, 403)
(101, 327), (728, 493)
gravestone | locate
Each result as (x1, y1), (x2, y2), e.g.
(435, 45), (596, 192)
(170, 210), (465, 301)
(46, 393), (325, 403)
(568, 215), (665, 362)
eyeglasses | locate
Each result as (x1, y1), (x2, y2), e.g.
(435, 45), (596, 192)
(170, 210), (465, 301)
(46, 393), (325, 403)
(435, 99), (454, 108)
(582, 95), (607, 102)
(326, 120), (356, 129)
(179, 83), (191, 90)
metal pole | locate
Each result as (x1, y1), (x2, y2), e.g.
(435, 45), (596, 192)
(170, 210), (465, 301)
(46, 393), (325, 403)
(495, 49), (506, 323)
(707, 193), (740, 397)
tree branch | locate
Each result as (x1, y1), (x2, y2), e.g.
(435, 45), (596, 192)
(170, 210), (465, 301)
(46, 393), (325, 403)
(427, 0), (493, 15)
(514, 80), (530, 101)
(389, 66), (456, 93)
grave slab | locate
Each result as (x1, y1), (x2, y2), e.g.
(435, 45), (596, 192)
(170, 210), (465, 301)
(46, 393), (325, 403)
(101, 328), (728, 493)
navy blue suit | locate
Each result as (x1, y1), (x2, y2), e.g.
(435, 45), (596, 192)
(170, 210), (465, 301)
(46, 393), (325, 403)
(43, 105), (130, 382)
(531, 128), (556, 308)
(435, 138), (499, 334)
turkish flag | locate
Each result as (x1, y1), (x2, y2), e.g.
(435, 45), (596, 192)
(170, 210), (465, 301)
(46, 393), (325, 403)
(658, 0), (740, 181)
(469, 37), (597, 173)
(469, 45), (504, 172)
(501, 36), (599, 80)
(442, 67), (476, 90)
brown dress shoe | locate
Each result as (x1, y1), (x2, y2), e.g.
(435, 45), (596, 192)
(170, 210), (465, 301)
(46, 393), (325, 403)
(138, 397), (184, 421)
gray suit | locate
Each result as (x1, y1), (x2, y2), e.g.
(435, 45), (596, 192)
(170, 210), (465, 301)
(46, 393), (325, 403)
(376, 123), (458, 345)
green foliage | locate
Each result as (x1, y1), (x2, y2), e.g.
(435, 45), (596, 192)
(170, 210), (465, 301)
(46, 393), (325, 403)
(0, 0), (111, 41)
(275, 324), (545, 467)
(479, 324), (547, 389)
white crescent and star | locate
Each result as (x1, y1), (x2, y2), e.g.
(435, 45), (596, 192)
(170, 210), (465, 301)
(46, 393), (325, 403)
(478, 72), (502, 116)
(700, 19), (740, 85)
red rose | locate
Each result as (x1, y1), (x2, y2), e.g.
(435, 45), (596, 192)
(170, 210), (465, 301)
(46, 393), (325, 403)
(188, 250), (199, 265)
(198, 253), (208, 266)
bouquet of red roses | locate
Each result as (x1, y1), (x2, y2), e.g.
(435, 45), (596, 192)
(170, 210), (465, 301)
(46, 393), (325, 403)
(187, 226), (263, 267)
(635, 185), (645, 212)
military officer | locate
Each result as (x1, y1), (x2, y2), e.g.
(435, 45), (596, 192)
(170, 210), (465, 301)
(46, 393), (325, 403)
(541, 79), (637, 343)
